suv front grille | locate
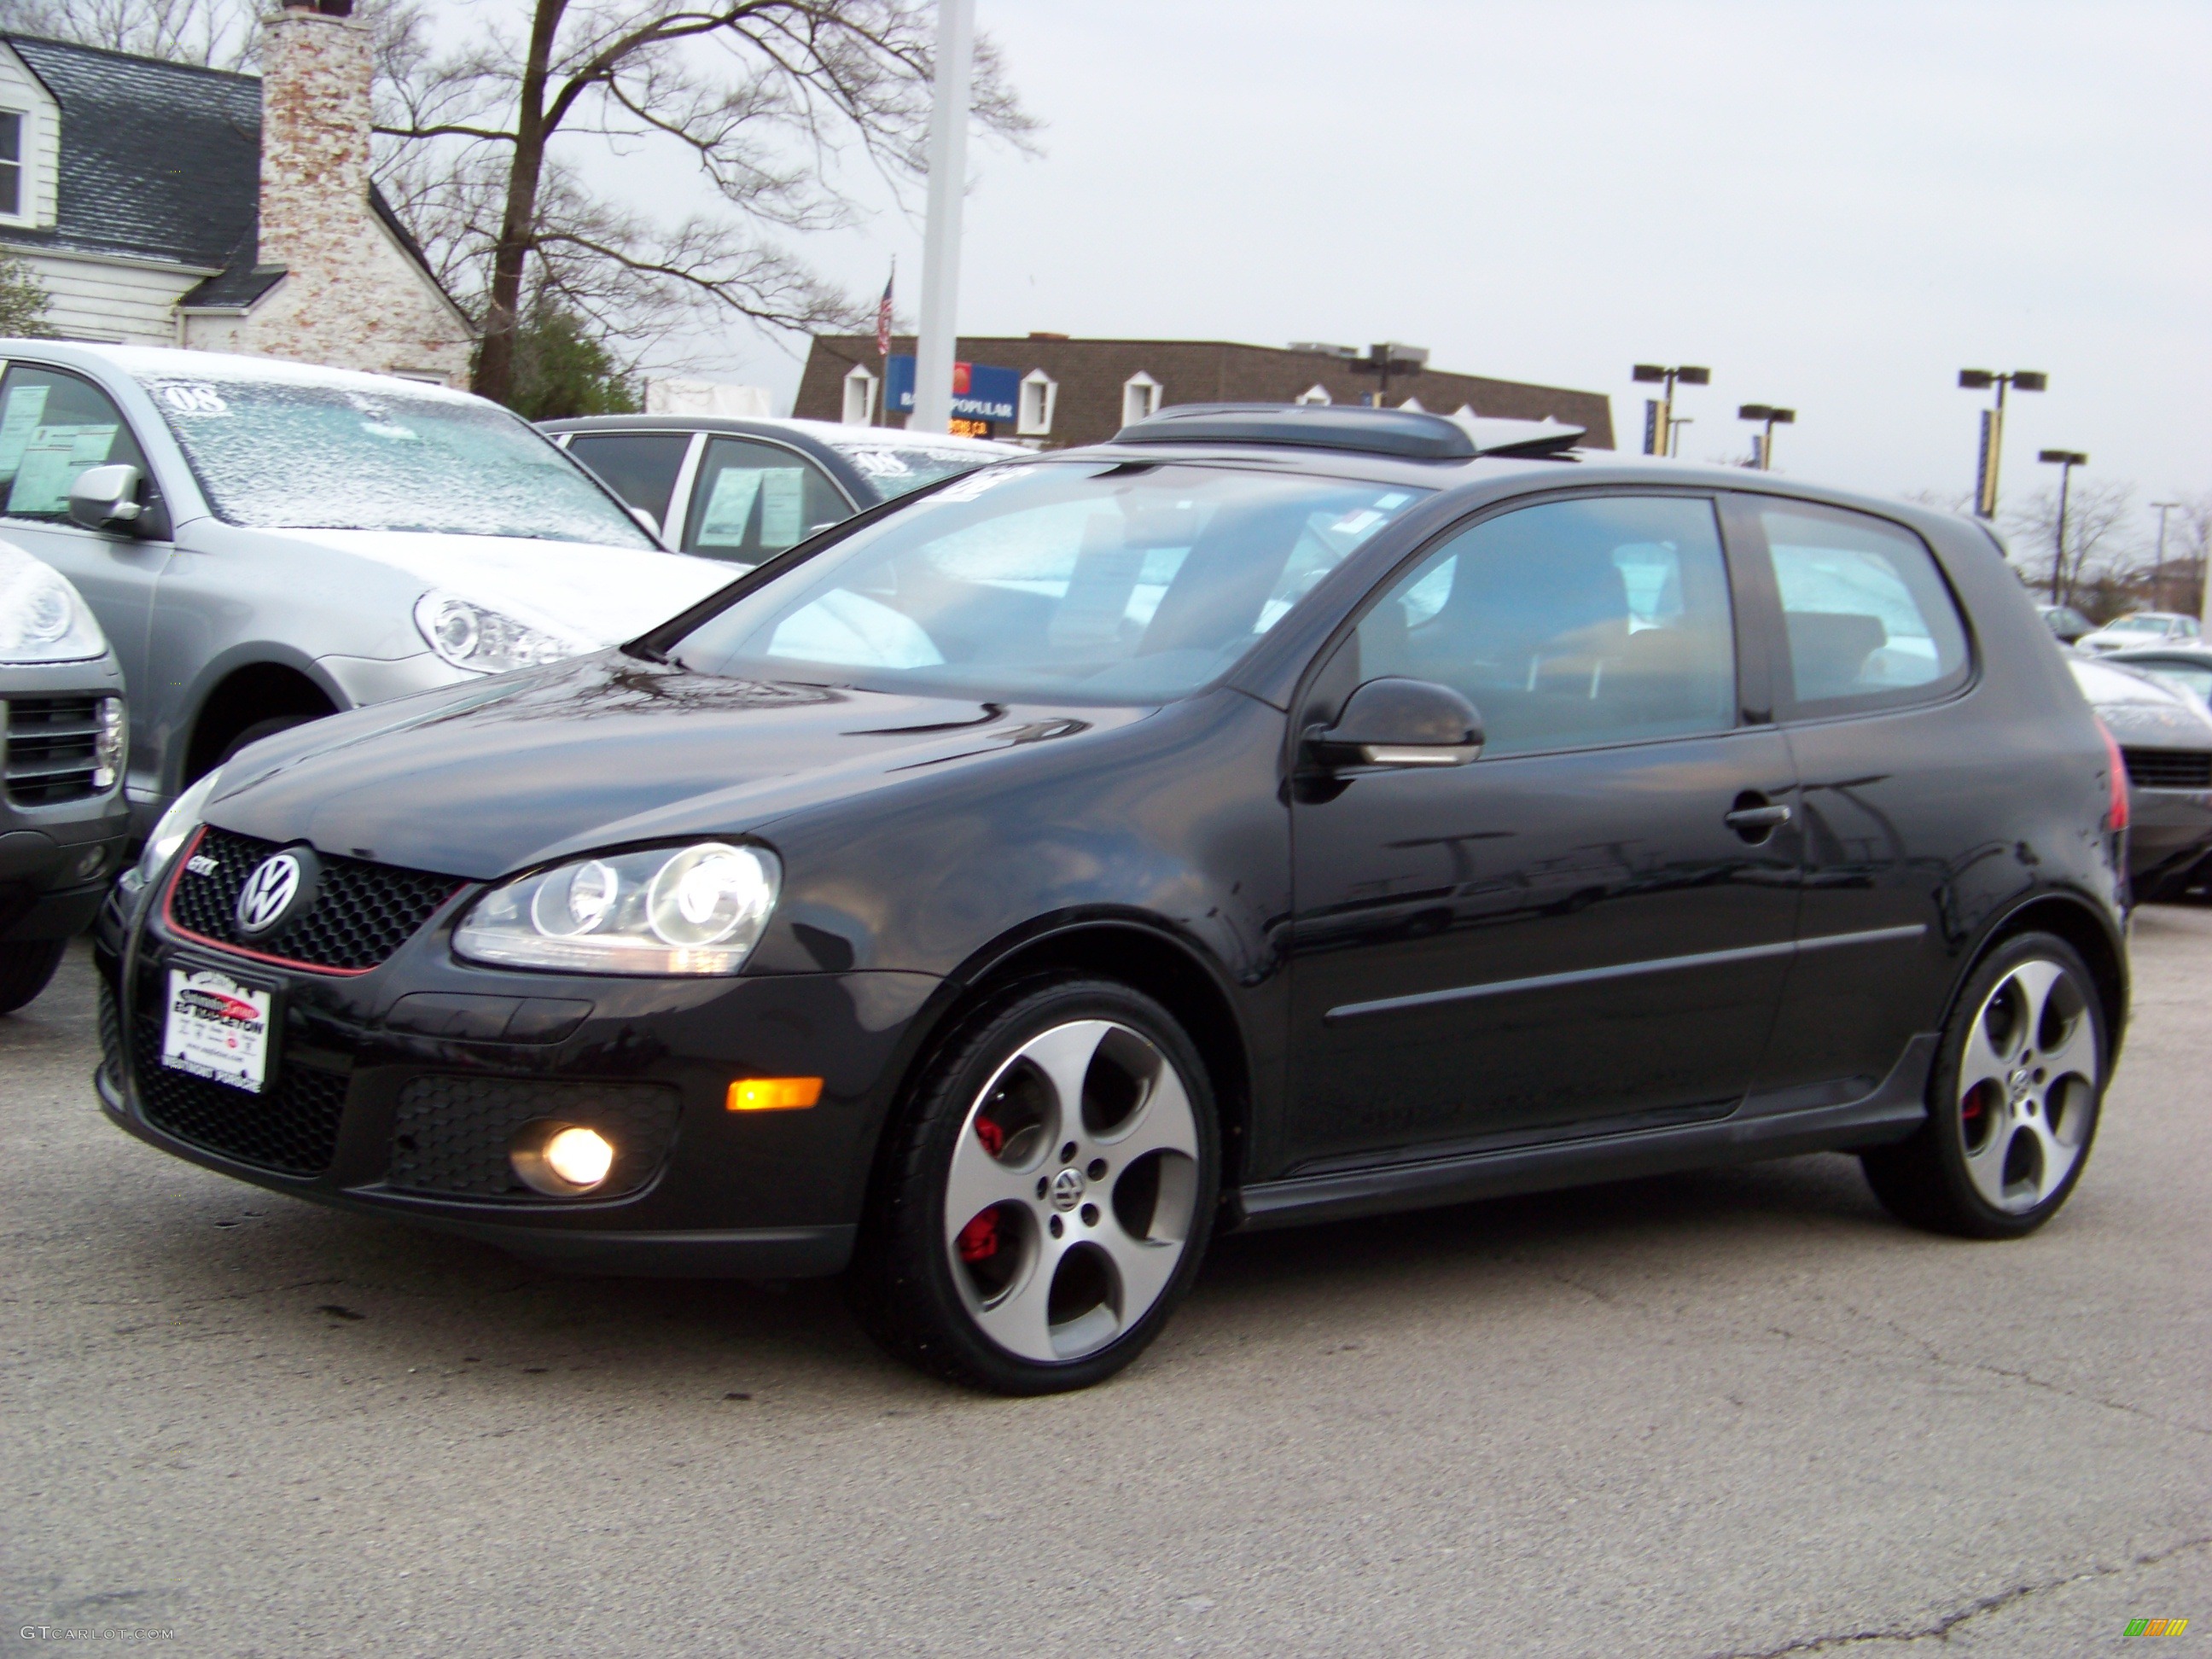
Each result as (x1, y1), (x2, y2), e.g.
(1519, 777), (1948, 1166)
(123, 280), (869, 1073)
(389, 1074), (682, 1198)
(4, 695), (103, 805)
(2121, 748), (2212, 790)
(168, 826), (463, 972)
(132, 1021), (349, 1176)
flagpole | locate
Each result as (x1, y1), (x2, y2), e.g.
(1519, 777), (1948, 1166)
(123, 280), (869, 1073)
(912, 0), (974, 435)
(875, 256), (894, 427)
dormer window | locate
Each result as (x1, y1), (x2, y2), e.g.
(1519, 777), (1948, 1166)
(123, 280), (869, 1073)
(0, 112), (23, 218)
(1121, 371), (1161, 426)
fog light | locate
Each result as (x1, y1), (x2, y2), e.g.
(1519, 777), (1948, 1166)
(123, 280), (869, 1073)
(509, 1121), (616, 1195)
(727, 1076), (823, 1112)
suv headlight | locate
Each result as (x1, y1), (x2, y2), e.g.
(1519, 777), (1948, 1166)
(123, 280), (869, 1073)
(453, 842), (780, 975)
(0, 544), (107, 663)
(415, 591), (590, 675)
(136, 769), (222, 884)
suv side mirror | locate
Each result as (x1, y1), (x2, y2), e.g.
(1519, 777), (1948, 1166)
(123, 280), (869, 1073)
(68, 463), (145, 532)
(1304, 677), (1484, 769)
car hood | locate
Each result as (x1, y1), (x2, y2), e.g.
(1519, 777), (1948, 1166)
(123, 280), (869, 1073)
(267, 528), (735, 648)
(206, 652), (1150, 879)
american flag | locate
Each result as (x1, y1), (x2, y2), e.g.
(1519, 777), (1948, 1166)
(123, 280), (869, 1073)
(876, 261), (894, 358)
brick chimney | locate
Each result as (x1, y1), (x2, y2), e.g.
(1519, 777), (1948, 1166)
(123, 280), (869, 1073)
(256, 0), (370, 276)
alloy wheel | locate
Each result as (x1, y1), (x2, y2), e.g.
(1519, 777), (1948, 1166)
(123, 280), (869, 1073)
(1953, 958), (2098, 1214)
(942, 1018), (1202, 1362)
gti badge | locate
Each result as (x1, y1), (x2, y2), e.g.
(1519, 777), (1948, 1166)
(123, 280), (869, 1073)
(236, 849), (318, 938)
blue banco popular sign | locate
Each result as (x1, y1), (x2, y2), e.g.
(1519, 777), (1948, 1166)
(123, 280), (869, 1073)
(883, 356), (1022, 423)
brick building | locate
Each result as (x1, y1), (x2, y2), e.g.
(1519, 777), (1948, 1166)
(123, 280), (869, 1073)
(795, 335), (1615, 450)
(0, 0), (471, 382)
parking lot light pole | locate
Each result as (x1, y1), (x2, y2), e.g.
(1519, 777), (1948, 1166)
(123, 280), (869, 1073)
(1959, 369), (2046, 519)
(911, 0), (975, 435)
(2039, 449), (2088, 605)
(1738, 404), (1794, 470)
(1633, 364), (1708, 456)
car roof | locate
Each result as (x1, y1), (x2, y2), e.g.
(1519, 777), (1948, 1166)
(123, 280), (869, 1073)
(0, 337), (487, 405)
(542, 412), (1025, 457)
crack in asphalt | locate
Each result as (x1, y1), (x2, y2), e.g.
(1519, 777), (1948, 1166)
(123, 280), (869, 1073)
(1709, 1534), (2212, 1656)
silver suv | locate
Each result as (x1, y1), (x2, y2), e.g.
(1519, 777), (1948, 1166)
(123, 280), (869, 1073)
(0, 343), (734, 833)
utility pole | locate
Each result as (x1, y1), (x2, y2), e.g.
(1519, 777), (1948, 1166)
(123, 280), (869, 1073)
(2151, 500), (2183, 614)
(1667, 415), (1693, 458)
(2039, 449), (2087, 606)
(1633, 364), (1709, 456)
(911, 0), (975, 435)
(1959, 369), (2046, 518)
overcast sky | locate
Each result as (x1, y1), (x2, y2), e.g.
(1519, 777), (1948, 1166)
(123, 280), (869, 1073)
(622, 0), (2208, 525)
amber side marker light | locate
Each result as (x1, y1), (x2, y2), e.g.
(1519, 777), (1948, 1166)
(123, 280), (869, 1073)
(728, 1077), (824, 1112)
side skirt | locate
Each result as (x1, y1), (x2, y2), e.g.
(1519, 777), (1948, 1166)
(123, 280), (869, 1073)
(1230, 1034), (1936, 1232)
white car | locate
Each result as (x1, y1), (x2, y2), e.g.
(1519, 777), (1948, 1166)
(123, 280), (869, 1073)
(0, 342), (737, 830)
(2075, 610), (2203, 655)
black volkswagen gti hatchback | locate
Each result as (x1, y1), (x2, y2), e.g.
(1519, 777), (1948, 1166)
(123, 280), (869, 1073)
(94, 404), (2129, 1394)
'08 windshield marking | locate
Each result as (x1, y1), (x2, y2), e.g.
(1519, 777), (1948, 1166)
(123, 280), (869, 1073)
(674, 463), (1429, 703)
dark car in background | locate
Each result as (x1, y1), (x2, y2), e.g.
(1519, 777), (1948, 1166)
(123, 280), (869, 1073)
(2037, 603), (2094, 644)
(1, 544), (129, 1011)
(2068, 653), (2212, 901)
(96, 405), (2128, 1394)
(544, 416), (1027, 567)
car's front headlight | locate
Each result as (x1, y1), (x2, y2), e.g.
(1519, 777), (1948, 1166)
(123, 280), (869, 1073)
(415, 591), (591, 676)
(453, 842), (781, 975)
(136, 769), (222, 884)
(0, 544), (108, 663)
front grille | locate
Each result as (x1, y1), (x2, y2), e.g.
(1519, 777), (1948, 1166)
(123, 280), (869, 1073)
(389, 1074), (682, 1198)
(2121, 748), (2212, 790)
(169, 826), (463, 972)
(5, 695), (103, 806)
(133, 1022), (349, 1176)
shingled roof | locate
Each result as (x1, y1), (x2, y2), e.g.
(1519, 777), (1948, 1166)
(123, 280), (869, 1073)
(0, 32), (452, 312)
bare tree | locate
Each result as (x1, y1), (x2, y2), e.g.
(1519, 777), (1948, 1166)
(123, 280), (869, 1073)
(2004, 479), (2139, 609)
(378, 0), (1035, 403)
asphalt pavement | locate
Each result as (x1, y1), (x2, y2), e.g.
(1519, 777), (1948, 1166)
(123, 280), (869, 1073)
(3, 915), (2207, 1657)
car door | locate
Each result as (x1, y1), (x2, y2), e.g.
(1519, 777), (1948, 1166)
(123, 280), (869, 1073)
(678, 435), (856, 565)
(1284, 492), (1802, 1169)
(1729, 497), (1982, 1097)
(0, 360), (172, 706)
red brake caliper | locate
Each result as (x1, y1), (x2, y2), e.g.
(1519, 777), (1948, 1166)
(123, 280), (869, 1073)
(957, 1209), (999, 1262)
(958, 1117), (1007, 1261)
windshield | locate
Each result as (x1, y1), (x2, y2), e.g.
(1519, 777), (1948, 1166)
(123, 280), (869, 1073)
(136, 370), (656, 545)
(673, 462), (1429, 702)
(2106, 615), (2170, 634)
(829, 440), (1010, 500)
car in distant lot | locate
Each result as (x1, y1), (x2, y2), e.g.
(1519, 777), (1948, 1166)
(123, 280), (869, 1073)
(0, 543), (129, 1011)
(97, 402), (2129, 1394)
(0, 342), (736, 834)
(2066, 653), (2212, 900)
(2036, 602), (2094, 644)
(2075, 610), (2203, 654)
(2100, 643), (2212, 707)
(542, 415), (1027, 566)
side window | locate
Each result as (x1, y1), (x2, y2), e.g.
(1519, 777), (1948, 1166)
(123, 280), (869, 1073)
(1353, 495), (1737, 757)
(0, 364), (153, 522)
(563, 432), (693, 527)
(681, 437), (849, 563)
(1756, 504), (1969, 713)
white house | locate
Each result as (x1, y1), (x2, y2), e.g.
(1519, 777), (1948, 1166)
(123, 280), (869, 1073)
(0, 0), (471, 383)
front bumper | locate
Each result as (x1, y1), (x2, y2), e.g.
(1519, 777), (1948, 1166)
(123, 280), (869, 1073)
(2126, 785), (2212, 892)
(96, 868), (942, 1278)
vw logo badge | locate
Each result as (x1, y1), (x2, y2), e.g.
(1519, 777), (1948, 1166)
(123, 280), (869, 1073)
(236, 851), (309, 938)
(1049, 1167), (1086, 1213)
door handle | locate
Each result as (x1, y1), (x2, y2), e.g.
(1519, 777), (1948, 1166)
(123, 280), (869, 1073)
(1724, 802), (1792, 835)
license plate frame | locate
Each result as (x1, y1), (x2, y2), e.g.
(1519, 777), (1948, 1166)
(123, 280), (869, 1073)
(161, 963), (281, 1094)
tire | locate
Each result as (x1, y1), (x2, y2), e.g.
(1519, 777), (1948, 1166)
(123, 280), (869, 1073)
(0, 937), (67, 1016)
(215, 713), (323, 768)
(1861, 931), (2107, 1239)
(846, 976), (1221, 1394)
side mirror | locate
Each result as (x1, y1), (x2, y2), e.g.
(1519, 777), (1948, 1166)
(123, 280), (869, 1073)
(68, 463), (144, 532)
(1305, 677), (1484, 769)
(628, 505), (666, 543)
